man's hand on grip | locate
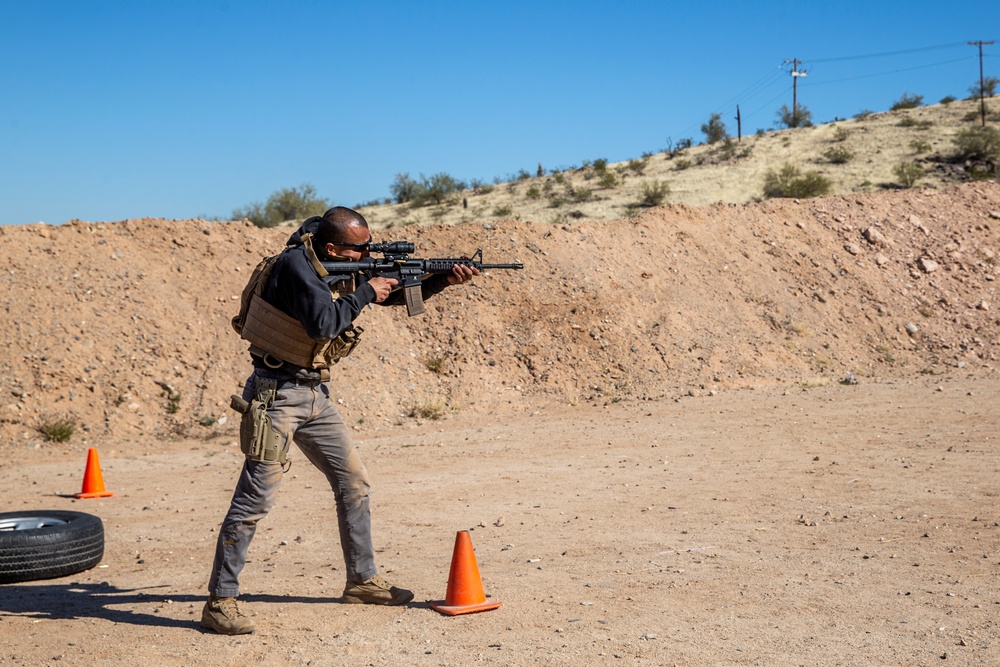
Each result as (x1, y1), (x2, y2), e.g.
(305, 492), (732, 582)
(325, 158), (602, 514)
(367, 276), (398, 302)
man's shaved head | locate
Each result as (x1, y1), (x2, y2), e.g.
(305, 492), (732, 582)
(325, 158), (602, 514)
(315, 207), (369, 249)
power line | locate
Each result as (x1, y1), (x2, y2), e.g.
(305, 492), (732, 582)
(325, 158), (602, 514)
(673, 68), (787, 142)
(800, 56), (975, 87)
(806, 41), (968, 63)
(746, 86), (794, 119)
(678, 67), (788, 139)
(671, 39), (993, 144)
(711, 66), (786, 114)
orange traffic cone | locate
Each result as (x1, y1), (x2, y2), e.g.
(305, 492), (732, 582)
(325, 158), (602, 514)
(74, 448), (113, 499)
(430, 530), (501, 616)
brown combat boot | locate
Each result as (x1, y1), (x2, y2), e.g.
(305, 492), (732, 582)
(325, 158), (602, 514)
(342, 574), (414, 605)
(200, 596), (256, 635)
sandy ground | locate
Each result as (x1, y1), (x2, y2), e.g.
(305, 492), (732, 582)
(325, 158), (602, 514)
(1, 376), (998, 666)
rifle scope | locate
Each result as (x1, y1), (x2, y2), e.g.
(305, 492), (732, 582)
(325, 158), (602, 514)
(369, 241), (414, 255)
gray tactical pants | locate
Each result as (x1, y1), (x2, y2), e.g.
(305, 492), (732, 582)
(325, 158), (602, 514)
(208, 373), (377, 598)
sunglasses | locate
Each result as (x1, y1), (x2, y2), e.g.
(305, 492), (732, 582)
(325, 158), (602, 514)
(333, 237), (372, 251)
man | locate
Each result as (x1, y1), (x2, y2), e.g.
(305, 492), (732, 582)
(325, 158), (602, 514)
(202, 206), (477, 635)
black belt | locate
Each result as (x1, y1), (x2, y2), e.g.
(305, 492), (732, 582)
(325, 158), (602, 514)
(253, 371), (325, 387)
(279, 377), (325, 387)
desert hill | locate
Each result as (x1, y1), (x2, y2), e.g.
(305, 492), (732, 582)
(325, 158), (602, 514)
(355, 98), (996, 228)
(1, 181), (998, 451)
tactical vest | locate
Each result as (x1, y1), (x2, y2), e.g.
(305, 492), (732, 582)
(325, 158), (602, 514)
(232, 233), (363, 370)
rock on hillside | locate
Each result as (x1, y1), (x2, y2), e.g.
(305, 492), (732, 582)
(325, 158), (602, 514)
(1, 183), (998, 450)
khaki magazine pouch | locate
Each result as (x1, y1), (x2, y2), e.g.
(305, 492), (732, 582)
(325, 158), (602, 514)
(231, 378), (289, 466)
(325, 325), (364, 366)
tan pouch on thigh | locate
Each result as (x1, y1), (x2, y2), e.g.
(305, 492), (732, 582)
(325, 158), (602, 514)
(231, 378), (289, 465)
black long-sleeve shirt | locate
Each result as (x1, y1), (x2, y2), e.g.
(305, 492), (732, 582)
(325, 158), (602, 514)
(252, 218), (449, 377)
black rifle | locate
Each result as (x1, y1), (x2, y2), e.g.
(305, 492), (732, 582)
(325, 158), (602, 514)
(320, 242), (523, 316)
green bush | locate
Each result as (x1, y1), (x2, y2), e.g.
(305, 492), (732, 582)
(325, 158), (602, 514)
(823, 146), (854, 164)
(968, 76), (998, 99)
(891, 92), (924, 110)
(701, 113), (728, 144)
(627, 158), (648, 174)
(897, 116), (933, 129)
(424, 357), (447, 373)
(409, 401), (446, 420)
(832, 126), (851, 142)
(470, 179), (494, 195)
(637, 180), (670, 207)
(717, 138), (738, 160)
(953, 126), (1000, 162)
(940, 95), (958, 105)
(762, 164), (832, 199)
(232, 184), (330, 227)
(776, 103), (813, 128)
(390, 173), (422, 204)
(597, 170), (618, 189)
(390, 172), (466, 206)
(909, 139), (932, 153)
(893, 161), (925, 188)
(426, 172), (467, 205)
(38, 415), (76, 443)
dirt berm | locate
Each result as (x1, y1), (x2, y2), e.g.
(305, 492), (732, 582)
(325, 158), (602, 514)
(1, 183), (998, 443)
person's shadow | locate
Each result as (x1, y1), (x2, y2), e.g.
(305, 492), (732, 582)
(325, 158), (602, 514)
(0, 581), (392, 631)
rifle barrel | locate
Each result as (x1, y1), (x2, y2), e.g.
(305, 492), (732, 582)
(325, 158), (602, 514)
(480, 263), (523, 270)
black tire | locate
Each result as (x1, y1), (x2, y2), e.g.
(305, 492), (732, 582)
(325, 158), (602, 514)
(0, 510), (104, 584)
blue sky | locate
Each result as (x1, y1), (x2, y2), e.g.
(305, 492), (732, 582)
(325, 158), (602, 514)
(1, 1), (997, 225)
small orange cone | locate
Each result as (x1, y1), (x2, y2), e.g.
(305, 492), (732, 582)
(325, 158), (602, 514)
(74, 448), (113, 499)
(430, 530), (501, 616)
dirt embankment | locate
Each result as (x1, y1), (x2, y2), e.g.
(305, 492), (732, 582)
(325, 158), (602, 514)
(1, 182), (998, 450)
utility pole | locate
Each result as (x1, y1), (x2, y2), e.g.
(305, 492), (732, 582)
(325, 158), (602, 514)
(969, 40), (994, 127)
(785, 58), (808, 127)
(735, 105), (742, 142)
